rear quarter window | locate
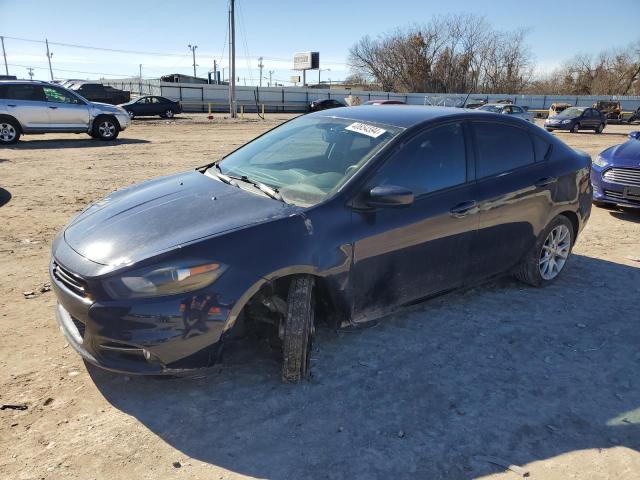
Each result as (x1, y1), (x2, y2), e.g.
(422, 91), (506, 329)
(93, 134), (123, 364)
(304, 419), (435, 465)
(532, 134), (552, 162)
(473, 122), (535, 178)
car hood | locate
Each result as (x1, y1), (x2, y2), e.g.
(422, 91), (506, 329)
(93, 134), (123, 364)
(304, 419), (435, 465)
(63, 170), (296, 266)
(90, 102), (124, 113)
(602, 140), (640, 167)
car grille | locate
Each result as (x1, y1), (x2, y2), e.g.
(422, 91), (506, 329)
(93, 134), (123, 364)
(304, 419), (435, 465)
(603, 168), (640, 187)
(52, 262), (89, 298)
(603, 190), (640, 205)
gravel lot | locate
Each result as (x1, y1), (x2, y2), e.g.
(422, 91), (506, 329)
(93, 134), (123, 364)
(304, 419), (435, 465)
(1, 113), (639, 480)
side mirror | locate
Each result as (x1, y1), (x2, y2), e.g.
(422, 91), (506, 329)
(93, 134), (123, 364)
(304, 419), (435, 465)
(367, 185), (414, 208)
(628, 131), (640, 140)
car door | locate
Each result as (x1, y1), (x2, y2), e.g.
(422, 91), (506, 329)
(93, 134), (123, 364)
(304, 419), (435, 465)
(349, 121), (479, 318)
(4, 84), (50, 130)
(134, 97), (152, 115)
(150, 97), (163, 115)
(42, 85), (90, 131)
(467, 120), (554, 281)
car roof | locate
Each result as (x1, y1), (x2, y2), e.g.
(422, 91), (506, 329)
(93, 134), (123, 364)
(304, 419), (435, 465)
(311, 105), (502, 129)
(0, 79), (54, 85)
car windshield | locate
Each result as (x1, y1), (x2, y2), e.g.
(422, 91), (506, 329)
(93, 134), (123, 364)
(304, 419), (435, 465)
(478, 105), (501, 113)
(211, 115), (402, 206)
(557, 107), (583, 118)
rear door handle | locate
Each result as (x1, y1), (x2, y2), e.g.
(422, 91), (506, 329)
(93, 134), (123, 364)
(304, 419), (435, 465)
(48, 106), (58, 109)
(450, 200), (478, 218)
(7, 104), (16, 107)
(535, 177), (557, 187)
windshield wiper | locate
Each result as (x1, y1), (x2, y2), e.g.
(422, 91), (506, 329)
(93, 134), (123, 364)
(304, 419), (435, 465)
(229, 175), (285, 202)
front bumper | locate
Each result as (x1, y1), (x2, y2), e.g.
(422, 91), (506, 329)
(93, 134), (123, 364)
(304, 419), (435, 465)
(591, 168), (640, 207)
(114, 111), (131, 130)
(544, 121), (572, 130)
(50, 257), (258, 375)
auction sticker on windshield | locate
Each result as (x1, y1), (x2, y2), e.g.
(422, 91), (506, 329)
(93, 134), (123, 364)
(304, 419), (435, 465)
(345, 122), (387, 138)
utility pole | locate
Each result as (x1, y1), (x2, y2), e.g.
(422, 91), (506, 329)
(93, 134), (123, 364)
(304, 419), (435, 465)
(258, 56), (264, 87)
(27, 67), (34, 80)
(0, 36), (8, 75)
(188, 44), (198, 78)
(139, 64), (142, 94)
(268, 70), (274, 87)
(213, 60), (217, 84)
(45, 39), (54, 81)
(228, 0), (237, 117)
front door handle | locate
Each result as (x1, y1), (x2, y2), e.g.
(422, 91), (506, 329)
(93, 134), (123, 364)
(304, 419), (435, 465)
(7, 104), (16, 107)
(535, 177), (557, 187)
(450, 200), (478, 218)
(48, 106), (58, 109)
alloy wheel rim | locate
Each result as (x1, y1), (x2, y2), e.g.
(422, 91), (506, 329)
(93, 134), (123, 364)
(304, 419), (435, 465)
(539, 225), (571, 280)
(0, 123), (16, 142)
(128, 111), (134, 119)
(166, 110), (174, 118)
(98, 121), (115, 138)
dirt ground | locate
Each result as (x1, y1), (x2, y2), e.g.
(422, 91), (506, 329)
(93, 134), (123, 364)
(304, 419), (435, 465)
(1, 113), (639, 480)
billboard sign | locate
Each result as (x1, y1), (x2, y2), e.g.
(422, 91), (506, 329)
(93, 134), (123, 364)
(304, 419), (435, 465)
(293, 52), (320, 70)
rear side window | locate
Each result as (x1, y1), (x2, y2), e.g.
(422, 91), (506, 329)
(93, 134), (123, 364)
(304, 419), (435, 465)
(372, 122), (467, 196)
(473, 122), (534, 178)
(532, 135), (552, 162)
(0, 85), (6, 98)
(3, 84), (45, 101)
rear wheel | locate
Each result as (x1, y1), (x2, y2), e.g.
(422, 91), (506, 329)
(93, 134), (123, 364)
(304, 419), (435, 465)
(92, 116), (120, 141)
(515, 216), (574, 287)
(0, 119), (20, 145)
(570, 123), (580, 133)
(595, 123), (604, 134)
(281, 276), (315, 382)
(160, 109), (174, 119)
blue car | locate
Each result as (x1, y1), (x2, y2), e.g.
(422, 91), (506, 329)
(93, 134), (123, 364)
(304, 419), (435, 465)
(592, 131), (640, 208)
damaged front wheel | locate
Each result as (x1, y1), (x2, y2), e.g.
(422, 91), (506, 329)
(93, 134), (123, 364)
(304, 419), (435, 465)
(281, 275), (315, 382)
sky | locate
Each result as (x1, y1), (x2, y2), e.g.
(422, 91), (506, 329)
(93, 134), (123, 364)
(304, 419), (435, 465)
(1, 0), (638, 85)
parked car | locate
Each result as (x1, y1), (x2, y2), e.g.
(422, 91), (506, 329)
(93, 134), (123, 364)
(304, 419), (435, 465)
(120, 96), (182, 119)
(591, 131), (640, 208)
(364, 100), (406, 105)
(544, 107), (606, 133)
(477, 103), (534, 122)
(50, 106), (591, 380)
(68, 82), (130, 105)
(0, 80), (130, 144)
(309, 98), (345, 112)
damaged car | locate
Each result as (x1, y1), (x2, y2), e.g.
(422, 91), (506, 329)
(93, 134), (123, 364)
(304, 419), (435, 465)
(50, 106), (592, 381)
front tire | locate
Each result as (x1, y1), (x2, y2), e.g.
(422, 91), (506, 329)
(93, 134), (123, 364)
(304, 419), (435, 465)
(515, 216), (574, 287)
(92, 116), (120, 141)
(128, 110), (135, 120)
(595, 123), (604, 133)
(160, 109), (175, 119)
(281, 276), (315, 382)
(0, 119), (21, 145)
(570, 123), (580, 133)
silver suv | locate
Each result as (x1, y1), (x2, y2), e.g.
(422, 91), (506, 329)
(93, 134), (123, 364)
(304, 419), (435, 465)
(0, 80), (130, 145)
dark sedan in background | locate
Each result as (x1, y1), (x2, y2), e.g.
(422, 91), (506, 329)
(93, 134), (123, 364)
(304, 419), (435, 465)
(545, 106), (606, 133)
(592, 131), (640, 207)
(50, 106), (591, 381)
(364, 100), (406, 105)
(309, 98), (346, 112)
(119, 96), (182, 119)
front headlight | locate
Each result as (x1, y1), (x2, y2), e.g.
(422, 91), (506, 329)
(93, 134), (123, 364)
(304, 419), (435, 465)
(104, 262), (227, 299)
(562, 119), (572, 124)
(593, 155), (608, 167)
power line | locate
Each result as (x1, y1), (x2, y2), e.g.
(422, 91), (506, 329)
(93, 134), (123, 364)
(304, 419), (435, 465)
(7, 63), (133, 77)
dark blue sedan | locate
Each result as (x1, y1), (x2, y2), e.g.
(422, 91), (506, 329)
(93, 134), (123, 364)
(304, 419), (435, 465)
(50, 106), (592, 380)
(592, 131), (640, 207)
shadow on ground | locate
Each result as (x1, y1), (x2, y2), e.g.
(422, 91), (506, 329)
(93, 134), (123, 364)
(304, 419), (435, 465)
(90, 254), (640, 479)
(6, 138), (150, 150)
(0, 187), (10, 208)
(609, 208), (640, 224)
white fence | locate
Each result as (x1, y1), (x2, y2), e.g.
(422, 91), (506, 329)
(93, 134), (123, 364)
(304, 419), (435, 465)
(103, 78), (640, 113)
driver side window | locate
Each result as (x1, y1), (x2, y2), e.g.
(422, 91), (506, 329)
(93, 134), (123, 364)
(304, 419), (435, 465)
(371, 122), (467, 196)
(43, 86), (82, 105)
